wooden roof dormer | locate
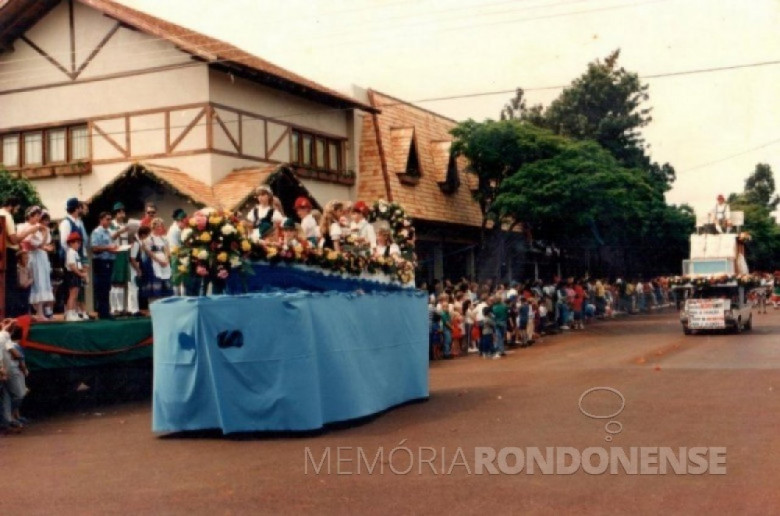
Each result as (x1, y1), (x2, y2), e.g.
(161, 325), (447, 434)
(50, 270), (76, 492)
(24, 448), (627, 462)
(358, 90), (482, 228)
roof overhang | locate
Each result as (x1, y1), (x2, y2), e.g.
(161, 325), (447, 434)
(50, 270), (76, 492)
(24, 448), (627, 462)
(0, 0), (379, 114)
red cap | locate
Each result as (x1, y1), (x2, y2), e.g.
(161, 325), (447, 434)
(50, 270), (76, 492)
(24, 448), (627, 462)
(294, 197), (312, 210)
(66, 231), (82, 243)
(353, 201), (369, 215)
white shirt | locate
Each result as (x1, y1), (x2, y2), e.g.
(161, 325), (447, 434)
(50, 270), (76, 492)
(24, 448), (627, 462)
(167, 223), (182, 248)
(301, 213), (320, 241)
(59, 214), (81, 252)
(375, 243), (400, 258)
(714, 202), (730, 221)
(247, 204), (283, 226)
(66, 247), (82, 271)
(356, 219), (376, 249)
(474, 301), (488, 323)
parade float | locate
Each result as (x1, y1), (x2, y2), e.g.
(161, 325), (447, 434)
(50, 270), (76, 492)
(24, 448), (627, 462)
(150, 200), (428, 434)
(672, 208), (759, 335)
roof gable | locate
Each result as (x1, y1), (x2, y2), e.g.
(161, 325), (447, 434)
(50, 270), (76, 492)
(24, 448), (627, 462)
(0, 0), (377, 112)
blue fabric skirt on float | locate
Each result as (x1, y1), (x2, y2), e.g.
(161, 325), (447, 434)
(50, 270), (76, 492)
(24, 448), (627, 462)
(150, 289), (429, 433)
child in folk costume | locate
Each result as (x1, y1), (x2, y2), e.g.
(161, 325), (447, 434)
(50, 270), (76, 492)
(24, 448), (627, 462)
(350, 201), (376, 251)
(247, 185), (283, 242)
(373, 226), (400, 259)
(109, 202), (131, 315)
(64, 232), (88, 322)
(294, 197), (320, 246)
(281, 218), (305, 250)
(144, 218), (173, 301)
(319, 201), (345, 251)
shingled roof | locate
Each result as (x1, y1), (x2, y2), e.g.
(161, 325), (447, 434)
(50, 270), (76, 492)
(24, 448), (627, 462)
(358, 90), (482, 228)
(0, 0), (377, 112)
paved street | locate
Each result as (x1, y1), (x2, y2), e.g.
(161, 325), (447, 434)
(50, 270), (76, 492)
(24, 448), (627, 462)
(3, 309), (779, 515)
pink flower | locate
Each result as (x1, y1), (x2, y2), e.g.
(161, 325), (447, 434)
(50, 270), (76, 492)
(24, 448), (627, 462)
(196, 266), (209, 277)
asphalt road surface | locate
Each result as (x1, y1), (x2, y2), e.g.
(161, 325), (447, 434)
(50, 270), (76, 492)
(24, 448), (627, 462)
(3, 309), (779, 515)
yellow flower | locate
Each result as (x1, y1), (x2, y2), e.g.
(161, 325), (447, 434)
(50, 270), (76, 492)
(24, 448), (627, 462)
(171, 245), (180, 255)
(241, 240), (251, 252)
(178, 265), (188, 273)
(266, 247), (278, 259)
(209, 216), (223, 226)
(217, 252), (228, 263)
(191, 248), (199, 257)
(189, 218), (198, 227)
(326, 250), (339, 261)
(200, 232), (211, 243)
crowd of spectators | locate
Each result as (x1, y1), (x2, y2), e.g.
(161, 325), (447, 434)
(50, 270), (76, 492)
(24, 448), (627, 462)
(425, 276), (678, 360)
(1, 196), (189, 322)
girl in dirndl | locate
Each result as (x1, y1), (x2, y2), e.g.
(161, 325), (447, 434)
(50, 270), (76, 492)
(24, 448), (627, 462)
(142, 218), (173, 301)
(19, 206), (54, 320)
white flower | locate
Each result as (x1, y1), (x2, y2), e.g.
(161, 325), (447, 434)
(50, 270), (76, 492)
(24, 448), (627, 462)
(181, 228), (193, 241)
(197, 250), (209, 260)
(221, 224), (236, 235)
(197, 207), (216, 216)
(379, 204), (388, 213)
(230, 256), (242, 269)
(180, 256), (190, 266)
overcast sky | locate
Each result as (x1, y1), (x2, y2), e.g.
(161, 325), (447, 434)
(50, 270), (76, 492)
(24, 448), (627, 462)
(121, 0), (780, 220)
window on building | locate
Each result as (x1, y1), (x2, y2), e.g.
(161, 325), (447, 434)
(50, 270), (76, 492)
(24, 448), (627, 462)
(0, 123), (89, 168)
(301, 134), (313, 166)
(24, 132), (43, 166)
(328, 141), (340, 171)
(70, 125), (89, 161)
(291, 130), (300, 163)
(1, 134), (19, 167)
(47, 128), (67, 163)
(290, 128), (345, 172)
(315, 137), (326, 169)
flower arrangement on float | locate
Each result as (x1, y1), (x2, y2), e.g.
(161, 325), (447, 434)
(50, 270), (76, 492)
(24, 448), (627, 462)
(172, 207), (254, 294)
(250, 238), (416, 283)
(248, 202), (417, 284)
(669, 273), (761, 289)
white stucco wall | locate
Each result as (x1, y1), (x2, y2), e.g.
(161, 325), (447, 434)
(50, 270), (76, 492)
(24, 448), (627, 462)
(1, 0), (366, 218)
